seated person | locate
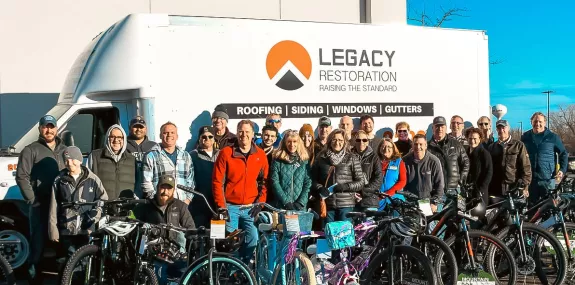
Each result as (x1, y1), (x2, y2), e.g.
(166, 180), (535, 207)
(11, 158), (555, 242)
(134, 174), (195, 280)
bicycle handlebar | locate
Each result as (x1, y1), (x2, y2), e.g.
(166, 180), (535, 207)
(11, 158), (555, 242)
(176, 184), (222, 219)
(62, 198), (148, 209)
(239, 202), (285, 213)
(0, 215), (14, 225)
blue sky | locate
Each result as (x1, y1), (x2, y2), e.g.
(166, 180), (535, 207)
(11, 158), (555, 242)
(407, 0), (575, 130)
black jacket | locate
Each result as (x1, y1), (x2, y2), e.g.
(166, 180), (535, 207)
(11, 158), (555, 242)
(16, 136), (67, 205)
(395, 139), (413, 157)
(48, 166), (108, 240)
(353, 147), (383, 208)
(428, 136), (470, 191)
(134, 198), (195, 245)
(312, 150), (364, 209)
(466, 145), (493, 204)
(126, 137), (158, 197)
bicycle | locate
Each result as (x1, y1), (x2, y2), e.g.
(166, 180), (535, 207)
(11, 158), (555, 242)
(379, 191), (458, 285)
(242, 202), (316, 285)
(175, 184), (257, 285)
(59, 197), (156, 285)
(0, 216), (16, 285)
(427, 186), (518, 284)
(480, 182), (567, 285)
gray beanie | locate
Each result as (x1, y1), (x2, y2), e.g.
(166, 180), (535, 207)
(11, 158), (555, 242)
(212, 104), (230, 121)
(63, 146), (83, 162)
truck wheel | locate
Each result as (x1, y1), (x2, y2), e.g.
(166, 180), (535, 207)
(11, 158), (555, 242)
(0, 229), (29, 269)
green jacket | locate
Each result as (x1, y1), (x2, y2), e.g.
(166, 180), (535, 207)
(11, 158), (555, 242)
(269, 157), (312, 210)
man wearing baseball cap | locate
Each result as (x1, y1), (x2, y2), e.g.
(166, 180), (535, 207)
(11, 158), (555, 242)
(313, 116), (332, 157)
(134, 174), (194, 279)
(16, 115), (67, 283)
(125, 116), (158, 197)
(487, 119), (532, 203)
(427, 116), (470, 195)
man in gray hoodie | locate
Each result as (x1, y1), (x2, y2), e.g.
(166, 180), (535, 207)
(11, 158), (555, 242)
(86, 124), (136, 200)
(403, 134), (445, 212)
(16, 115), (67, 284)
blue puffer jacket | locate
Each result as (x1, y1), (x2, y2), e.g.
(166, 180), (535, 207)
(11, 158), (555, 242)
(521, 128), (568, 181)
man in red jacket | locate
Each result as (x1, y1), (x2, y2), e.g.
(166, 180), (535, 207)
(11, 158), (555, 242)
(212, 119), (269, 264)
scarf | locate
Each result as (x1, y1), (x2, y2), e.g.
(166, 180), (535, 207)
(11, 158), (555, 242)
(326, 149), (346, 165)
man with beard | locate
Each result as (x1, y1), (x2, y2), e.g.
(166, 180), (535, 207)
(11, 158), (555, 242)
(125, 116), (157, 197)
(134, 174), (194, 280)
(394, 121), (413, 156)
(16, 115), (67, 284)
(142, 122), (195, 204)
(360, 114), (382, 150)
(314, 116), (332, 157)
(87, 125), (136, 200)
(258, 125), (278, 169)
(211, 104), (237, 149)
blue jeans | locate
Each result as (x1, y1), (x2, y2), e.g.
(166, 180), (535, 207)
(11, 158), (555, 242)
(226, 204), (259, 264)
(325, 207), (354, 226)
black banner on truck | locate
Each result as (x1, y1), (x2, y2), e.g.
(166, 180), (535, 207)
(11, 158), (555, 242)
(223, 103), (434, 119)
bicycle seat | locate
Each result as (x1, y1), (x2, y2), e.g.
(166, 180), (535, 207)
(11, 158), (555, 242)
(396, 191), (419, 202)
(345, 212), (366, 219)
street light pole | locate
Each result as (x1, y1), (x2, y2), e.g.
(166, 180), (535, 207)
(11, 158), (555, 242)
(519, 121), (523, 134)
(542, 90), (554, 128)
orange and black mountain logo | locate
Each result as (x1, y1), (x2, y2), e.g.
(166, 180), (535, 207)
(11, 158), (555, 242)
(266, 40), (312, 91)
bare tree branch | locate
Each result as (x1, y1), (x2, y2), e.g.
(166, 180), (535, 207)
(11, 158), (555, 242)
(550, 104), (575, 152)
(434, 7), (469, 27)
(490, 59), (505, 65)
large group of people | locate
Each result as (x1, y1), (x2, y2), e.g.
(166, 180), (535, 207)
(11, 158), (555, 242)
(14, 104), (570, 284)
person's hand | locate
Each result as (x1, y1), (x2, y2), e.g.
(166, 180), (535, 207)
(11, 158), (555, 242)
(184, 199), (191, 205)
(248, 205), (263, 219)
(557, 171), (564, 183)
(51, 238), (59, 242)
(523, 188), (530, 198)
(333, 184), (349, 193)
(431, 204), (438, 213)
(294, 202), (304, 210)
(284, 203), (295, 210)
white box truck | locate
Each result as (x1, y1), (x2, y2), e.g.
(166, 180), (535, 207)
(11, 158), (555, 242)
(0, 13), (489, 265)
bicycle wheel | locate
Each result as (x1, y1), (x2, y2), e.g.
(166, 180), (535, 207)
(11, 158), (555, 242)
(180, 253), (257, 285)
(254, 235), (269, 284)
(497, 223), (566, 285)
(0, 254), (15, 285)
(417, 235), (457, 285)
(61, 244), (116, 285)
(443, 229), (517, 285)
(360, 245), (437, 285)
(545, 222), (575, 284)
(138, 266), (159, 285)
(270, 250), (316, 285)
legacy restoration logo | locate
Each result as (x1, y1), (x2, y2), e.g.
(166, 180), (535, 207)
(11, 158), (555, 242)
(266, 40), (312, 91)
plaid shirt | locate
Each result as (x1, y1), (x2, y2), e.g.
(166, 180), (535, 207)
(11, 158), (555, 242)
(142, 145), (195, 200)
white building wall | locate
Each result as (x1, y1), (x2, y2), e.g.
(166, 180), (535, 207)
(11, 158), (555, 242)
(0, 0), (405, 94)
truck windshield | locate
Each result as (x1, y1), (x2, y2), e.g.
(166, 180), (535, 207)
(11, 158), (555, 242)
(9, 104), (72, 154)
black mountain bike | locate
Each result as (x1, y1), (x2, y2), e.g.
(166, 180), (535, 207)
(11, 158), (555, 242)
(427, 186), (518, 284)
(480, 183), (567, 285)
(59, 197), (156, 285)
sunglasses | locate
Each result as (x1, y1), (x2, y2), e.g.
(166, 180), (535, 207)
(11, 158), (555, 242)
(397, 130), (408, 133)
(201, 135), (214, 140)
(268, 119), (281, 124)
(356, 138), (369, 143)
(478, 123), (489, 126)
